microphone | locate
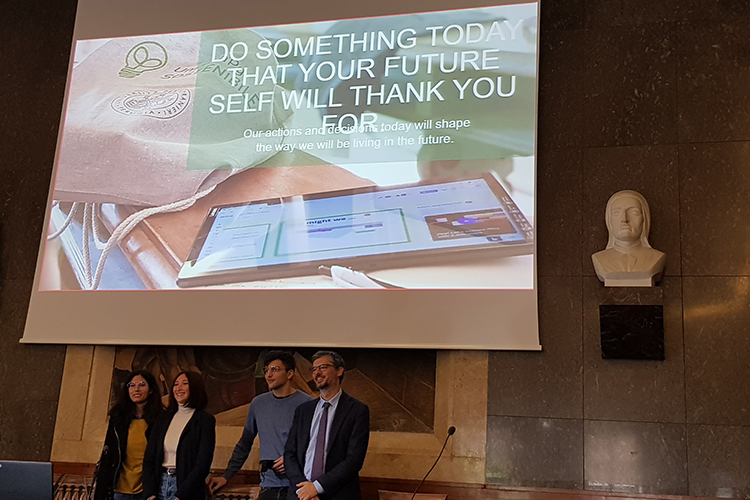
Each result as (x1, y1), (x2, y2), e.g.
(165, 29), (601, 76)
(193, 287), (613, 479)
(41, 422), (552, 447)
(410, 426), (456, 500)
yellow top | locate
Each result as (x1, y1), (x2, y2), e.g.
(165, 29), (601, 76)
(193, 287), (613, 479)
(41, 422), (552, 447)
(115, 418), (148, 494)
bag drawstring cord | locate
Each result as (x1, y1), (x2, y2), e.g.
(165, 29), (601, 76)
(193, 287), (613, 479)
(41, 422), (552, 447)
(48, 186), (217, 290)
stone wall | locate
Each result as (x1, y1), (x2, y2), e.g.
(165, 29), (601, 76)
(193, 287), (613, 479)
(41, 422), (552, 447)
(486, 1), (750, 497)
(2, 0), (750, 497)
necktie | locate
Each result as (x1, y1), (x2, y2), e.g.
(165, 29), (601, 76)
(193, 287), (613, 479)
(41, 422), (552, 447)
(311, 402), (331, 481)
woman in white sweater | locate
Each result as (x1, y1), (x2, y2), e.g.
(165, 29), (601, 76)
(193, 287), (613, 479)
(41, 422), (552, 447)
(142, 371), (216, 500)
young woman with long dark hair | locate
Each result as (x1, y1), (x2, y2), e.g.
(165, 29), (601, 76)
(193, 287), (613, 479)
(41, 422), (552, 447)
(95, 370), (164, 500)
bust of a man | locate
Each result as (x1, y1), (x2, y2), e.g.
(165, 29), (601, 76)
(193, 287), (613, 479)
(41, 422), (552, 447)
(591, 190), (666, 287)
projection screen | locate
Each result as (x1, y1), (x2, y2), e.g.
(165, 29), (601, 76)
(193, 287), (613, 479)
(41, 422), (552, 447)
(23, 0), (541, 349)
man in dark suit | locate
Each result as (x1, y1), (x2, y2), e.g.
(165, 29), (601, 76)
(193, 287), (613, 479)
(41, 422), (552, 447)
(284, 351), (370, 500)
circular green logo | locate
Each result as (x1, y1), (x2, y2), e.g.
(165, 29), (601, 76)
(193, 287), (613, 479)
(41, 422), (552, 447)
(119, 41), (168, 78)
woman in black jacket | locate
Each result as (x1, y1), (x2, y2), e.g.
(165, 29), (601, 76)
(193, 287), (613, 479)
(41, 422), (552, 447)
(95, 370), (163, 500)
(142, 371), (216, 500)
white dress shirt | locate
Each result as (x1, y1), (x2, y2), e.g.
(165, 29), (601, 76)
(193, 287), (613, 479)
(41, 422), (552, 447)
(303, 390), (342, 494)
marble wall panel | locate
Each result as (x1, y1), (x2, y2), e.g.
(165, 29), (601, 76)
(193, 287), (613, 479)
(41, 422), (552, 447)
(0, 279), (33, 396)
(687, 424), (750, 498)
(584, 0), (678, 28)
(0, 1), (74, 281)
(0, 0), (74, 121)
(0, 397), (59, 461)
(0, 280), (63, 462)
(0, 398), (5, 455)
(0, 156), (52, 284)
(536, 149), (583, 277)
(676, 20), (750, 142)
(0, 180), (13, 282)
(3, 345), (65, 401)
(486, 415), (583, 489)
(584, 420), (687, 495)
(680, 142), (750, 276)
(581, 24), (676, 147)
(0, 277), (65, 401)
(0, 279), (12, 376)
(673, 0), (750, 21)
(540, 0), (586, 31)
(537, 29), (586, 150)
(2, 344), (66, 402)
(0, 279), (33, 336)
(488, 277), (582, 419)
(0, 349), (7, 422)
(582, 277), (685, 422)
(683, 277), (750, 426)
(582, 145), (680, 277)
(0, 169), (53, 281)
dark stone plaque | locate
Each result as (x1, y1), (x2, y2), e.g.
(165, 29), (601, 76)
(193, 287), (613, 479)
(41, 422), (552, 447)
(599, 305), (664, 360)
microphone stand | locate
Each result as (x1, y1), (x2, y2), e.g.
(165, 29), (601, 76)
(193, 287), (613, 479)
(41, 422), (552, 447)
(410, 426), (456, 500)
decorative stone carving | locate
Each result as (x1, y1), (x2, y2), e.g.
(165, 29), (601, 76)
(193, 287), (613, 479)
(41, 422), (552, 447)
(592, 190), (665, 287)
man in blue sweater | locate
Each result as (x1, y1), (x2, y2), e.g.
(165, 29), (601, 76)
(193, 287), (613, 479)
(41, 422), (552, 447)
(209, 351), (313, 500)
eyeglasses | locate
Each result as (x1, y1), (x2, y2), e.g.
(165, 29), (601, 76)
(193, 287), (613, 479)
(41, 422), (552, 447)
(127, 381), (148, 389)
(262, 365), (286, 374)
(310, 364), (334, 373)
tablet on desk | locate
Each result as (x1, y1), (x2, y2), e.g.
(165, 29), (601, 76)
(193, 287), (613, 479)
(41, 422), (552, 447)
(176, 173), (534, 288)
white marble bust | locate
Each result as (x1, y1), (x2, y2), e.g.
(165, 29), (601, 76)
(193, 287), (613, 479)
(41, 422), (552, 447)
(592, 190), (666, 287)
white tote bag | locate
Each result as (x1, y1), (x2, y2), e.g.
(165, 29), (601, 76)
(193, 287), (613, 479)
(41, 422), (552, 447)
(50, 29), (291, 288)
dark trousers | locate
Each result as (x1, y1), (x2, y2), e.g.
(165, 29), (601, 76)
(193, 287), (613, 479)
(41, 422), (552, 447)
(258, 487), (288, 500)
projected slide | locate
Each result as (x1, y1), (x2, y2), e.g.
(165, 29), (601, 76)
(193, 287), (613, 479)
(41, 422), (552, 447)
(24, 0), (540, 349)
(278, 210), (410, 255)
(39, 2), (538, 292)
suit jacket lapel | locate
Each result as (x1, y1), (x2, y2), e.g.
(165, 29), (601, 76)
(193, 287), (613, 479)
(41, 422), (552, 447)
(301, 399), (317, 453)
(327, 392), (352, 453)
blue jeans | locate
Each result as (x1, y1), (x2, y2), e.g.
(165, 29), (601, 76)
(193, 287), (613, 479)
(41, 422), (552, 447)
(114, 493), (143, 500)
(158, 472), (178, 500)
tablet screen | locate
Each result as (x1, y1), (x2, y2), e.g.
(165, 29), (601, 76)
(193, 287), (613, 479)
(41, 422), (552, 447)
(178, 174), (532, 285)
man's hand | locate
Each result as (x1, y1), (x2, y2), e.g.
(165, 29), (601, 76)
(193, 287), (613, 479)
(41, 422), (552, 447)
(295, 481), (318, 500)
(207, 475), (228, 493)
(271, 456), (285, 475)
